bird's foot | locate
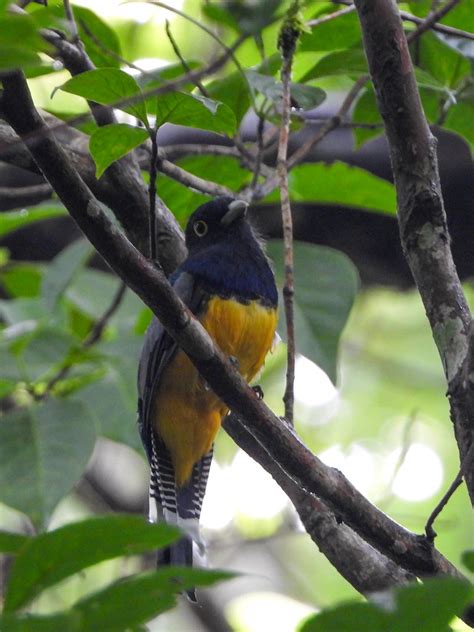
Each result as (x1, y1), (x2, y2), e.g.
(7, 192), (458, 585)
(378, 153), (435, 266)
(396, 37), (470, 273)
(252, 385), (264, 400)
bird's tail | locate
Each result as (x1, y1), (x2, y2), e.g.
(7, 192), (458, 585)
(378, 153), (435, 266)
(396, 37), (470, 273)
(149, 437), (213, 603)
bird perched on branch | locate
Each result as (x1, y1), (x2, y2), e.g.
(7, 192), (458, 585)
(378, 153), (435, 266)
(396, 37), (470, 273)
(137, 197), (278, 601)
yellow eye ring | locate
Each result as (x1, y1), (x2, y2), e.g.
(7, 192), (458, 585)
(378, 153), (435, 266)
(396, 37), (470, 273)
(193, 220), (208, 237)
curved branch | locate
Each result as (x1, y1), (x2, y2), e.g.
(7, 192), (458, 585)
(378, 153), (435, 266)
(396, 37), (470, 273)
(353, 0), (474, 504)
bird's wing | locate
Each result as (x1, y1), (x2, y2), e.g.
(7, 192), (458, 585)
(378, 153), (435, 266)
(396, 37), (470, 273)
(137, 271), (199, 460)
(137, 271), (212, 532)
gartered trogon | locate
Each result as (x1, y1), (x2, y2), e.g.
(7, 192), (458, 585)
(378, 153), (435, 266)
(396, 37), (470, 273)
(137, 197), (278, 601)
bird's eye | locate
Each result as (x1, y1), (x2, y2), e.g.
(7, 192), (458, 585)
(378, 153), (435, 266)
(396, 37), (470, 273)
(193, 220), (208, 237)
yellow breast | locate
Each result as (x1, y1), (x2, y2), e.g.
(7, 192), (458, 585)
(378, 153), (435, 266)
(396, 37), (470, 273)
(153, 297), (278, 486)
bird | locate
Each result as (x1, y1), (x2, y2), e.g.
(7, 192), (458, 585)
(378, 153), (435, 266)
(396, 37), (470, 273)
(137, 197), (278, 601)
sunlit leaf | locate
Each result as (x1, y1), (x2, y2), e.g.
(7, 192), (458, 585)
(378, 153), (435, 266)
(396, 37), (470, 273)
(4, 516), (180, 611)
(0, 398), (96, 528)
(59, 68), (148, 124)
(267, 241), (358, 383)
(462, 550), (474, 572)
(207, 71), (251, 126)
(0, 14), (47, 53)
(301, 8), (361, 51)
(154, 91), (236, 136)
(0, 264), (42, 298)
(89, 124), (149, 178)
(301, 48), (368, 81)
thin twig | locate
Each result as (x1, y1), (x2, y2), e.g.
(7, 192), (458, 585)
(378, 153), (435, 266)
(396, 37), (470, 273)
(156, 153), (235, 197)
(307, 4), (356, 27)
(149, 127), (159, 261)
(63, 0), (79, 41)
(400, 8), (474, 41)
(164, 20), (209, 98)
(78, 18), (151, 75)
(406, 0), (461, 42)
(148, 1), (257, 112)
(425, 442), (474, 541)
(277, 4), (302, 426)
(379, 410), (418, 509)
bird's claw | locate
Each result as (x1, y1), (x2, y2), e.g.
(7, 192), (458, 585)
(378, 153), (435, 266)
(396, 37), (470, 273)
(252, 385), (264, 400)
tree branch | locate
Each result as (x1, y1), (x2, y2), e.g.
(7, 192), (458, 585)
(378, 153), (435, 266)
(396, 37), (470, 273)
(2, 74), (472, 610)
(277, 9), (299, 425)
(353, 0), (474, 505)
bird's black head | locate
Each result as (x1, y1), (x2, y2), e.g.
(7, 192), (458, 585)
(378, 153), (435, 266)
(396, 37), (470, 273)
(185, 197), (249, 253)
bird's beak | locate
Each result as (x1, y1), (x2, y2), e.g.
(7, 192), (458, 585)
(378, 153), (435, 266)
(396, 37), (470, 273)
(221, 200), (248, 226)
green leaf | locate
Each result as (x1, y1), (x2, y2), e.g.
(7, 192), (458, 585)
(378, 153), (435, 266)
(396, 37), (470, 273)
(0, 531), (30, 554)
(154, 91), (236, 136)
(74, 6), (122, 69)
(59, 68), (148, 124)
(89, 124), (149, 178)
(1, 568), (234, 631)
(0, 205), (66, 238)
(0, 611), (74, 632)
(202, 3), (240, 31)
(300, 8), (361, 51)
(267, 162), (396, 214)
(462, 550), (474, 572)
(302, 48), (368, 82)
(0, 264), (42, 298)
(206, 71), (252, 126)
(66, 269), (141, 324)
(0, 14), (47, 53)
(352, 88), (383, 148)
(0, 47), (42, 71)
(76, 362), (141, 450)
(246, 71), (326, 110)
(409, 0), (474, 33)
(4, 515), (180, 611)
(65, 568), (234, 631)
(19, 328), (75, 381)
(299, 578), (472, 632)
(0, 398), (96, 528)
(267, 241), (358, 383)
(414, 32), (470, 89)
(41, 239), (93, 312)
(445, 100), (474, 153)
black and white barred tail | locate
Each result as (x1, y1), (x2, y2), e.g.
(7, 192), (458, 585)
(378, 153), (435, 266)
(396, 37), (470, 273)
(148, 431), (213, 603)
